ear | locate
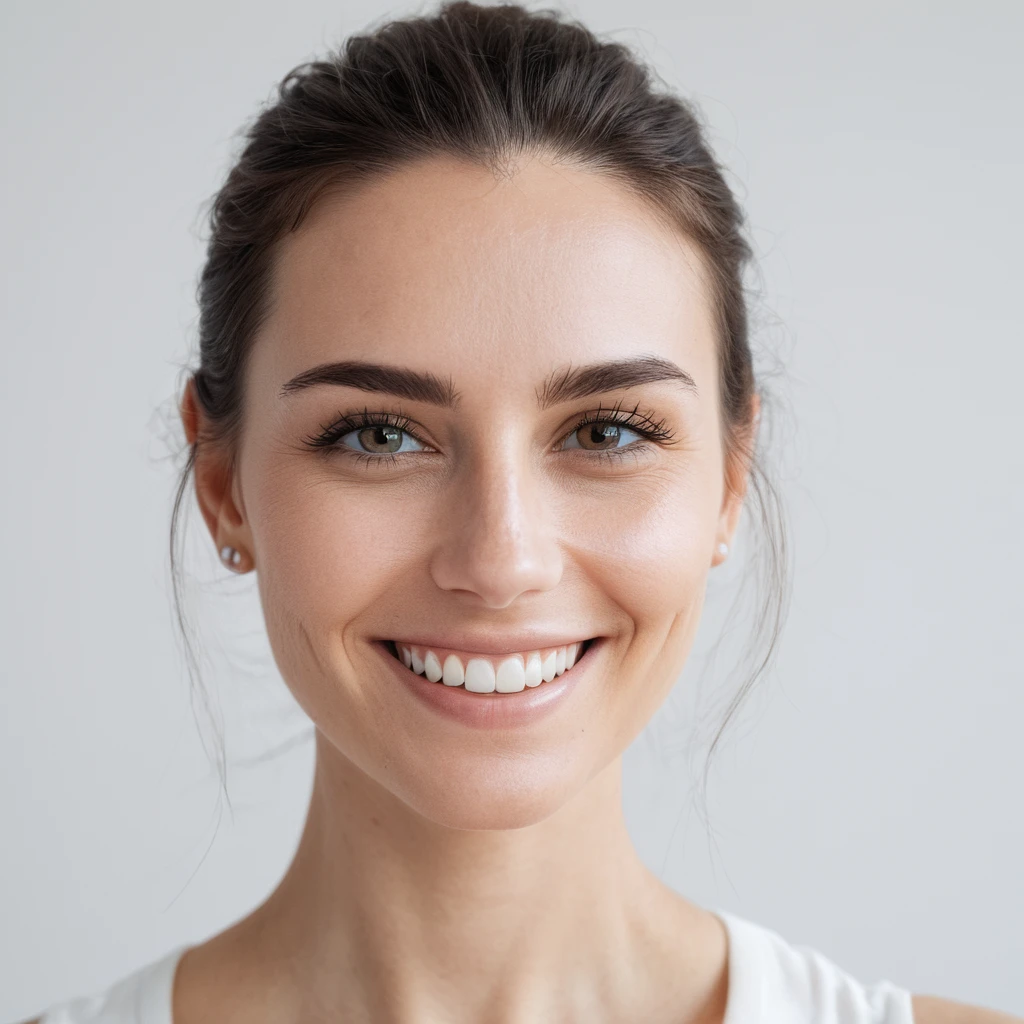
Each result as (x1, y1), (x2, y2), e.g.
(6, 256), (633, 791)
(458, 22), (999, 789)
(712, 392), (760, 567)
(179, 377), (253, 571)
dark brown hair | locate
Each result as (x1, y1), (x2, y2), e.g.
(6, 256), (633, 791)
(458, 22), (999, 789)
(171, 0), (787, 806)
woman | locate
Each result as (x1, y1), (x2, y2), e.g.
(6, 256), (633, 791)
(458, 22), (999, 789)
(21, 2), (1019, 1022)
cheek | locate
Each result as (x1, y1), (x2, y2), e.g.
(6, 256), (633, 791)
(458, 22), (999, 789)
(242, 453), (436, 728)
(563, 465), (719, 624)
(248, 467), (425, 623)
(559, 463), (721, 729)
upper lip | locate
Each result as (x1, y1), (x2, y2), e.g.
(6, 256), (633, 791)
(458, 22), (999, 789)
(380, 631), (597, 656)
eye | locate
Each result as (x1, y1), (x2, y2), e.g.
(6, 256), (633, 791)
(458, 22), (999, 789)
(560, 421), (646, 451)
(338, 424), (426, 455)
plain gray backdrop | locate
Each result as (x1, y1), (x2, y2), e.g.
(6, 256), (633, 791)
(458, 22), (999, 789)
(1, 0), (1021, 1018)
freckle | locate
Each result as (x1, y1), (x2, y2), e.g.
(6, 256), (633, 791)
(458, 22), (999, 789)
(370, 816), (381, 827)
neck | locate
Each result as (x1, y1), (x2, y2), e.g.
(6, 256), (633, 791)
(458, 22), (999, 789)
(182, 732), (728, 1024)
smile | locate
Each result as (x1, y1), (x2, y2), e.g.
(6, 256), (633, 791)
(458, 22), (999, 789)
(388, 639), (594, 693)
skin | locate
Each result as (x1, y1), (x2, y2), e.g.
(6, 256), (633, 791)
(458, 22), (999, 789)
(23, 154), (1015, 1023)
(184, 152), (738, 1024)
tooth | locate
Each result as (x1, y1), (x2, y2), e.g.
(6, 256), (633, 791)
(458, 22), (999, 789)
(424, 651), (443, 682)
(524, 651), (543, 687)
(401, 643), (584, 689)
(442, 654), (465, 687)
(541, 650), (557, 682)
(464, 657), (496, 693)
(555, 646), (567, 676)
(495, 656), (526, 693)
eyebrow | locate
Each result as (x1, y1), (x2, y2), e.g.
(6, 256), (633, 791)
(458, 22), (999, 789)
(536, 355), (697, 408)
(279, 361), (459, 406)
(279, 354), (697, 407)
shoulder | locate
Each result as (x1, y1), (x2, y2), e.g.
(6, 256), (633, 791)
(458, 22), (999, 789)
(12, 943), (187, 1024)
(718, 910), (1022, 1024)
(718, 910), (914, 1022)
(912, 995), (1024, 1023)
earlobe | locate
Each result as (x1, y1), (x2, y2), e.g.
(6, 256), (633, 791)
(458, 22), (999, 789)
(714, 398), (759, 568)
(219, 545), (247, 572)
(717, 447), (750, 550)
(181, 376), (252, 569)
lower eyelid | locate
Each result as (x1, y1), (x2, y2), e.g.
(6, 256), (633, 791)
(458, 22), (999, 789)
(559, 441), (657, 463)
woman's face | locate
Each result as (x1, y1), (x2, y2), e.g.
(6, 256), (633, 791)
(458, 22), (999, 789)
(213, 153), (747, 829)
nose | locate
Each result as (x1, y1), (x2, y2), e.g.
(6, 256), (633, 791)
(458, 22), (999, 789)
(428, 446), (563, 608)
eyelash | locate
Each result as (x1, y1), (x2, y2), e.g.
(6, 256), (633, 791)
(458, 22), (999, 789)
(302, 407), (419, 469)
(557, 402), (677, 467)
(302, 401), (677, 468)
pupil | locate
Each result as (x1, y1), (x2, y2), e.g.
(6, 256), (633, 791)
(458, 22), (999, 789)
(586, 423), (619, 449)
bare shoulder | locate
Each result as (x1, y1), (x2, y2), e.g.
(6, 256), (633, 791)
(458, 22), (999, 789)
(913, 994), (1024, 1023)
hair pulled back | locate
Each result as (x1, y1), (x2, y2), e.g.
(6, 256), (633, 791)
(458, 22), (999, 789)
(172, 0), (787, 800)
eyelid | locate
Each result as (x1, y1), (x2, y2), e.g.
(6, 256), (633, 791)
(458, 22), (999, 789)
(302, 407), (435, 452)
(555, 400), (676, 448)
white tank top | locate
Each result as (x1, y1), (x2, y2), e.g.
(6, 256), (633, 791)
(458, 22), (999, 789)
(32, 909), (915, 1023)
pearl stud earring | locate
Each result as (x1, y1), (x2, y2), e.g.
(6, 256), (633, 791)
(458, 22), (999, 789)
(220, 546), (242, 569)
(717, 542), (729, 560)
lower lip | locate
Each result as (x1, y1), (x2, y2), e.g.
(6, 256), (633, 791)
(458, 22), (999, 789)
(376, 639), (599, 729)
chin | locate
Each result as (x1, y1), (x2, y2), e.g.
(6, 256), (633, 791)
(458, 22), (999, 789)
(378, 748), (597, 832)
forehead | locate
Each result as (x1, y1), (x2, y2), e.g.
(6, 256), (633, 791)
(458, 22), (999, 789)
(257, 153), (717, 388)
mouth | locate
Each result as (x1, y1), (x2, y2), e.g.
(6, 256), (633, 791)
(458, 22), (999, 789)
(384, 637), (598, 693)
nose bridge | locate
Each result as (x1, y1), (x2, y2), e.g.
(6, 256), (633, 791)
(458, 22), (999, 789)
(429, 432), (562, 607)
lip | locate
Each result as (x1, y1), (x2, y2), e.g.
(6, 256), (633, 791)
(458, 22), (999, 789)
(375, 637), (600, 729)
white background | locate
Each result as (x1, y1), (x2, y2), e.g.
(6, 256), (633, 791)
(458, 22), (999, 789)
(2, 0), (1021, 1018)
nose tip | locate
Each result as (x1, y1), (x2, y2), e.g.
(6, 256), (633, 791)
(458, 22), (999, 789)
(428, 464), (563, 607)
(432, 520), (563, 608)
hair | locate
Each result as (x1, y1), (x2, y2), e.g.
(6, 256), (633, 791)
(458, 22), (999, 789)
(170, 0), (788, 816)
